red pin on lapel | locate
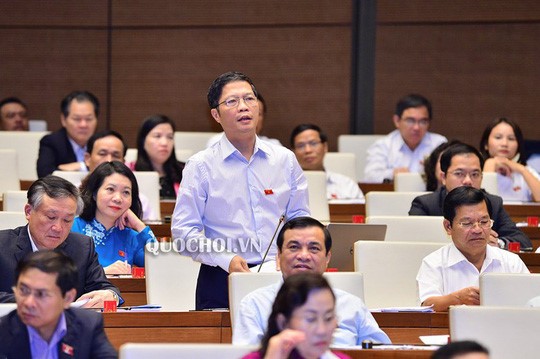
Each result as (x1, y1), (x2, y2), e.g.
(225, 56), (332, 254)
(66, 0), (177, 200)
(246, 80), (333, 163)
(264, 189), (274, 195)
(62, 343), (74, 356)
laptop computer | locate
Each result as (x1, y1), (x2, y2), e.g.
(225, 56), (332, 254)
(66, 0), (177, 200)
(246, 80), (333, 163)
(326, 223), (387, 271)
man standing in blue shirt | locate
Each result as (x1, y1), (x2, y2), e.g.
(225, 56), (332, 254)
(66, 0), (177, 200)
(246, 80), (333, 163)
(172, 72), (310, 310)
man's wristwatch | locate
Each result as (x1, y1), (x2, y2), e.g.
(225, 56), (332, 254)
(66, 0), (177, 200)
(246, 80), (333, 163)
(108, 289), (119, 305)
(497, 239), (506, 249)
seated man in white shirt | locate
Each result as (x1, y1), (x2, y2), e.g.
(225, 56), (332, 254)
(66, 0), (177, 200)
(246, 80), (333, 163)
(233, 216), (390, 346)
(291, 124), (363, 200)
(364, 94), (447, 183)
(417, 186), (529, 312)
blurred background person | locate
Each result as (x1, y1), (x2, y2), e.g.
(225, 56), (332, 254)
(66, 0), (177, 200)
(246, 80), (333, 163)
(424, 140), (463, 191)
(431, 340), (489, 359)
(242, 273), (351, 359)
(131, 114), (184, 199)
(480, 117), (540, 202)
(73, 161), (156, 275)
(0, 97), (29, 131)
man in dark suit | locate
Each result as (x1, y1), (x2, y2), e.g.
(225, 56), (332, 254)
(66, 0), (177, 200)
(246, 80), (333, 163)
(36, 91), (99, 177)
(0, 250), (117, 358)
(0, 175), (121, 307)
(409, 142), (532, 250)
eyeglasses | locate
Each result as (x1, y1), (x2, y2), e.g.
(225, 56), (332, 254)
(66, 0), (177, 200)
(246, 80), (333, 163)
(448, 170), (483, 180)
(216, 95), (258, 108)
(12, 285), (54, 301)
(457, 219), (494, 230)
(294, 140), (323, 151)
(402, 118), (430, 128)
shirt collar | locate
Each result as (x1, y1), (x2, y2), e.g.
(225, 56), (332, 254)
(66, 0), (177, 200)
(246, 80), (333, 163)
(67, 136), (87, 162)
(447, 242), (500, 271)
(218, 135), (269, 161)
(27, 226), (39, 252)
(27, 311), (67, 349)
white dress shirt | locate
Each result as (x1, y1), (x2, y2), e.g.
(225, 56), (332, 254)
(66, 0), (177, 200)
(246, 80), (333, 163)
(496, 165), (540, 202)
(171, 135), (310, 272)
(326, 171), (363, 200)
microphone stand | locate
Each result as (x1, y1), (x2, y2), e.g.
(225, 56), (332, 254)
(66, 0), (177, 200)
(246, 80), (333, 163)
(257, 214), (285, 273)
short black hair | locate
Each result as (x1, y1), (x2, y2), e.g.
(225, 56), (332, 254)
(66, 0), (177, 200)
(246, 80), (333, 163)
(276, 216), (332, 254)
(289, 123), (328, 148)
(15, 250), (78, 296)
(0, 97), (27, 111)
(395, 94), (432, 119)
(60, 90), (100, 118)
(443, 186), (492, 223)
(86, 130), (128, 157)
(440, 143), (484, 174)
(207, 71), (258, 109)
(431, 340), (489, 359)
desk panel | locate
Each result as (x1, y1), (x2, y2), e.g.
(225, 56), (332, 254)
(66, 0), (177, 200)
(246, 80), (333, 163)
(109, 277), (147, 306)
(342, 349), (433, 359)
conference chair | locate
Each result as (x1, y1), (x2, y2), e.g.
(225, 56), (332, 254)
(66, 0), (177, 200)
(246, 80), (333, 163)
(393, 173), (426, 192)
(228, 272), (364, 331)
(323, 152), (357, 181)
(132, 171), (160, 221)
(0, 303), (17, 317)
(338, 134), (385, 182)
(366, 215), (449, 243)
(174, 131), (217, 154)
(365, 191), (430, 217)
(2, 190), (28, 212)
(450, 306), (540, 359)
(124, 148), (193, 164)
(175, 148), (193, 162)
(28, 119), (47, 131)
(0, 211), (27, 230)
(119, 343), (257, 359)
(52, 170), (86, 187)
(0, 149), (20, 193)
(303, 171), (330, 223)
(481, 172), (498, 196)
(354, 240), (445, 308)
(144, 242), (200, 310)
(480, 273), (540, 307)
(0, 131), (48, 180)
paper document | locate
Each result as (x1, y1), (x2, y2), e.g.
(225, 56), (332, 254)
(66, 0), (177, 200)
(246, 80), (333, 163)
(373, 305), (434, 312)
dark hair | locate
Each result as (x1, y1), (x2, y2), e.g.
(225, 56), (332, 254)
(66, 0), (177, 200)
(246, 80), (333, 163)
(259, 273), (335, 358)
(87, 130), (128, 157)
(443, 186), (492, 223)
(431, 340), (489, 359)
(28, 175), (84, 215)
(289, 123), (328, 148)
(0, 97), (27, 111)
(276, 217), (331, 254)
(479, 117), (526, 165)
(395, 94), (432, 119)
(440, 143), (484, 174)
(257, 93), (267, 114)
(79, 161), (142, 220)
(207, 71), (258, 109)
(15, 250), (78, 296)
(424, 140), (464, 191)
(60, 90), (100, 118)
(134, 114), (184, 186)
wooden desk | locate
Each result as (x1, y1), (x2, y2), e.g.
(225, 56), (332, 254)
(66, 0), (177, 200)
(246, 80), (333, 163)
(503, 203), (540, 223)
(342, 349), (433, 359)
(519, 252), (540, 273)
(109, 277), (147, 306)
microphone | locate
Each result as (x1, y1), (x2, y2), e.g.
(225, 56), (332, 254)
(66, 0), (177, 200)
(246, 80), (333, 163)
(257, 214), (286, 273)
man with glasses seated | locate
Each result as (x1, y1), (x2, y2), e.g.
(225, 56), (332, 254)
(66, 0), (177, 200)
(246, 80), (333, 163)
(364, 94), (447, 183)
(410, 142), (532, 250)
(291, 123), (363, 200)
(416, 186), (529, 312)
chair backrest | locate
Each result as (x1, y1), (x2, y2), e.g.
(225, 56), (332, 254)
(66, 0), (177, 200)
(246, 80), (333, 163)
(303, 171), (330, 222)
(365, 191), (429, 217)
(144, 242), (200, 310)
(175, 149), (193, 162)
(51, 170), (86, 188)
(120, 343), (257, 359)
(0, 131), (48, 180)
(481, 172), (498, 195)
(480, 273), (540, 307)
(174, 131), (218, 154)
(124, 148), (193, 164)
(0, 211), (28, 230)
(228, 272), (364, 331)
(132, 171), (160, 220)
(124, 148), (137, 163)
(28, 119), (48, 131)
(394, 173), (426, 192)
(3, 190), (28, 212)
(450, 306), (540, 359)
(366, 215), (449, 243)
(0, 303), (17, 317)
(0, 149), (20, 193)
(354, 240), (445, 308)
(323, 152), (357, 181)
(338, 134), (385, 182)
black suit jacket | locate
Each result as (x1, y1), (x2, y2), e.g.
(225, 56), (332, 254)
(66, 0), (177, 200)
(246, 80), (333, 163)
(409, 187), (532, 250)
(0, 308), (117, 359)
(37, 128), (78, 178)
(0, 226), (121, 303)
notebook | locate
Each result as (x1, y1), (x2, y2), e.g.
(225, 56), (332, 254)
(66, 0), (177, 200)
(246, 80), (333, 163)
(326, 223), (387, 271)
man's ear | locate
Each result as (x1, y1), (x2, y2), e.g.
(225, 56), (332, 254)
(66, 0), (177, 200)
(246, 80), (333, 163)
(443, 219), (452, 235)
(63, 288), (77, 309)
(441, 172), (447, 187)
(210, 108), (221, 124)
(24, 203), (32, 220)
(392, 115), (400, 128)
(325, 250), (332, 266)
(60, 114), (67, 127)
(276, 313), (287, 331)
